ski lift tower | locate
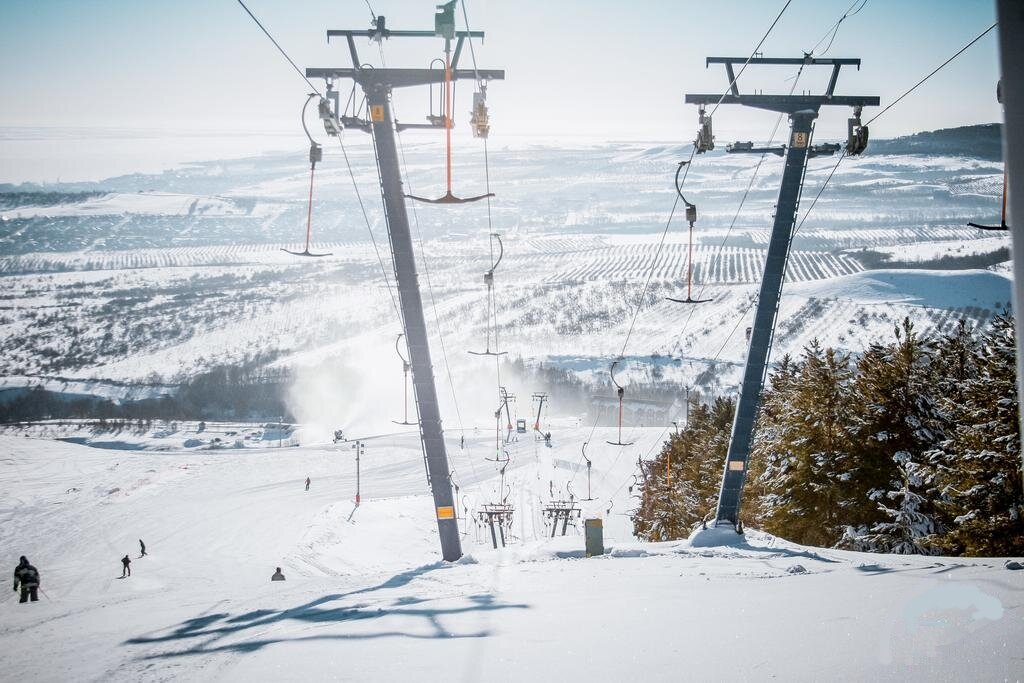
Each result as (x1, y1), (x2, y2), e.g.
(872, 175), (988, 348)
(306, 14), (504, 561)
(685, 56), (877, 530)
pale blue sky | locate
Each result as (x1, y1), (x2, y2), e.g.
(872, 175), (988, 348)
(0, 0), (1003, 142)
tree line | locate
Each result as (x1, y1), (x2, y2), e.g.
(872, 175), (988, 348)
(0, 357), (294, 424)
(633, 315), (1023, 556)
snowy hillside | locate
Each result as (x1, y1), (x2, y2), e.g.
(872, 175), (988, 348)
(0, 139), (1011, 420)
(1, 429), (1021, 681)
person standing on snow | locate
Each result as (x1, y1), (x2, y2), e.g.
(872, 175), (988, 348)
(271, 567), (286, 581)
(305, 477), (311, 491)
(139, 539), (147, 557)
(121, 554), (131, 578)
(13, 556), (40, 603)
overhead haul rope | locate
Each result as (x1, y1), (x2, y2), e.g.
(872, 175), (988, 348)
(235, 0), (402, 323)
(235, 0), (322, 96)
(806, 0), (868, 57)
(701, 19), (1000, 365)
(338, 120), (403, 325)
(670, 0), (870, 358)
(609, 6), (920, 510)
(593, 0), (796, 508)
(670, 0), (866, 353)
(615, 0), (793, 363)
(864, 21), (997, 128)
(460, 0), (507, 470)
(602, 1), (795, 478)
(663, 21), (999, 511)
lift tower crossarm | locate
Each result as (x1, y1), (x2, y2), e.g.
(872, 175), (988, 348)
(685, 94), (879, 114)
(689, 56), (878, 113)
(306, 67), (504, 90)
(306, 25), (505, 563)
(686, 56), (878, 530)
(705, 56), (862, 98)
(319, 30), (497, 86)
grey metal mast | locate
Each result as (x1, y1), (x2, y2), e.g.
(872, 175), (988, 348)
(685, 56), (878, 529)
(996, 1), (1024, 493)
(307, 18), (504, 561)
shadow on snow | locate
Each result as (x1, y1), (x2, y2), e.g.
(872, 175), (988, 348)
(122, 562), (528, 659)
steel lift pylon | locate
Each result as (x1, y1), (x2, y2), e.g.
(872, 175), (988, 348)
(685, 56), (878, 530)
(307, 15), (504, 562)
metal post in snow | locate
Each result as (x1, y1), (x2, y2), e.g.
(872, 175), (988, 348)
(351, 439), (363, 504)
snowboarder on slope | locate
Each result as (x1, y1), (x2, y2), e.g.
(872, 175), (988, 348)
(139, 539), (146, 557)
(13, 556), (40, 603)
(121, 555), (131, 577)
(305, 477), (311, 491)
(271, 567), (286, 581)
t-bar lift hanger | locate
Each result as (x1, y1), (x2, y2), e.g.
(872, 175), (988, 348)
(283, 93), (333, 258)
(393, 333), (417, 426)
(606, 360), (634, 446)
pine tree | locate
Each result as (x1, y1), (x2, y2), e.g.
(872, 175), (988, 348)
(923, 318), (979, 540)
(632, 397), (733, 540)
(932, 314), (1024, 555)
(862, 451), (938, 554)
(750, 342), (856, 547)
(841, 318), (941, 551)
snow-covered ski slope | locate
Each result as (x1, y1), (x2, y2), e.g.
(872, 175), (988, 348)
(1, 428), (1021, 681)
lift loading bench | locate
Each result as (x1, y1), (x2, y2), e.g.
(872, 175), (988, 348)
(306, 15), (504, 562)
(685, 56), (877, 530)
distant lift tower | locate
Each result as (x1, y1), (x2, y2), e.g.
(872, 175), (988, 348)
(307, 17), (504, 561)
(685, 57), (878, 529)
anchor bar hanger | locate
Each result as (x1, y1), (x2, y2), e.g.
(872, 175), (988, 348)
(666, 162), (711, 304)
(580, 441), (594, 501)
(469, 232), (507, 356)
(283, 93), (332, 258)
(969, 167), (1011, 231)
(969, 80), (1010, 232)
(405, 1), (491, 205)
(392, 333), (417, 426)
(606, 360), (634, 446)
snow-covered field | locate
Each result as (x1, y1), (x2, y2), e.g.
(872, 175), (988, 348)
(0, 140), (1012, 403)
(1, 427), (1021, 681)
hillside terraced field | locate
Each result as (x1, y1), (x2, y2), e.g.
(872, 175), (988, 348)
(0, 142), (1011, 401)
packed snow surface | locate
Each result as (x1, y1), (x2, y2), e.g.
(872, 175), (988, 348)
(1, 427), (1021, 681)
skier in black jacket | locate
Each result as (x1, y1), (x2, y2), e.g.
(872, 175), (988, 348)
(121, 555), (131, 578)
(13, 556), (40, 603)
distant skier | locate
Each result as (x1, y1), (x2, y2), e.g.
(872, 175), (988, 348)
(460, 435), (465, 449)
(271, 567), (286, 581)
(305, 477), (311, 491)
(121, 554), (131, 578)
(139, 539), (147, 557)
(13, 556), (40, 603)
